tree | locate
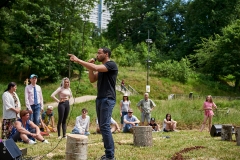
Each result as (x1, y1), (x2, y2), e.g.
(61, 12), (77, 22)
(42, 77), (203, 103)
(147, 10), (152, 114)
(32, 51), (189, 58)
(184, 0), (240, 57)
(195, 20), (240, 89)
(0, 0), (97, 81)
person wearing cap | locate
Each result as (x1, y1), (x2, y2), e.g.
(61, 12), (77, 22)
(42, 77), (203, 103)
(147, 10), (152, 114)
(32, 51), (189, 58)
(96, 117), (121, 134)
(25, 74), (44, 126)
(39, 106), (57, 133)
(72, 108), (90, 136)
(69, 47), (118, 160)
(120, 93), (131, 129)
(149, 118), (160, 131)
(51, 77), (72, 139)
(123, 109), (140, 133)
(137, 92), (156, 126)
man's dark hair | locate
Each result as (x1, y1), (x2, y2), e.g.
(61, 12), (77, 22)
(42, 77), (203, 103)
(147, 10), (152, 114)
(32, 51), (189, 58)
(82, 108), (88, 112)
(101, 47), (111, 58)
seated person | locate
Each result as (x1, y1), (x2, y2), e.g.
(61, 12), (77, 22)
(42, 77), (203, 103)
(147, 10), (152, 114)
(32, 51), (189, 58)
(72, 108), (90, 136)
(163, 113), (177, 132)
(149, 117), (160, 131)
(39, 106), (57, 133)
(123, 109), (140, 133)
(10, 110), (49, 144)
(96, 117), (121, 133)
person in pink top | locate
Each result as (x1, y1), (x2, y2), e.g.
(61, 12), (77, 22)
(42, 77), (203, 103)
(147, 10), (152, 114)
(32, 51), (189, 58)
(51, 77), (72, 139)
(200, 95), (217, 132)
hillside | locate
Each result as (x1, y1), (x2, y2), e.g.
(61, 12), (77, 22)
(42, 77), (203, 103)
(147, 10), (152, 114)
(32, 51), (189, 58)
(116, 65), (240, 100)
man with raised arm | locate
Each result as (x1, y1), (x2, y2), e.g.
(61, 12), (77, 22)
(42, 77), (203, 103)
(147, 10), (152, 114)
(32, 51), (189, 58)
(68, 47), (118, 160)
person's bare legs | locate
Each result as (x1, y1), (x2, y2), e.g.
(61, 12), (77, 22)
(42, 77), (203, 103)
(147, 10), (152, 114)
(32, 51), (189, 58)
(173, 121), (177, 130)
(200, 116), (208, 132)
(208, 116), (213, 132)
(165, 123), (171, 131)
(20, 133), (30, 143)
(111, 125), (117, 133)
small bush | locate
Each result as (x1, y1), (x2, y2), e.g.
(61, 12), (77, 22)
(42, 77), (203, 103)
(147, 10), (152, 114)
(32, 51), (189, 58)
(154, 58), (191, 83)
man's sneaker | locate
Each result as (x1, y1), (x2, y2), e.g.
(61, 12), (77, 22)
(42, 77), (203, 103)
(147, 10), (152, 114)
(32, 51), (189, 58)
(29, 140), (37, 145)
(43, 139), (49, 144)
(100, 155), (115, 160)
(100, 155), (106, 160)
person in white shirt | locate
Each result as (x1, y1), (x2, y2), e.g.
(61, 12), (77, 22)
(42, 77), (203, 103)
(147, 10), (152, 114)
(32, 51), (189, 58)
(96, 117), (120, 133)
(72, 108), (90, 136)
(1, 82), (21, 139)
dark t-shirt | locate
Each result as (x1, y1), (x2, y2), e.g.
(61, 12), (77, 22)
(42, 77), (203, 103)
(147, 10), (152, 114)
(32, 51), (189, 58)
(149, 122), (157, 129)
(97, 61), (118, 100)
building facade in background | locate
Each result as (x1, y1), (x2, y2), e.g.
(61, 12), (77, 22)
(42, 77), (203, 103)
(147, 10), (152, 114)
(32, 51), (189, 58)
(88, 0), (111, 31)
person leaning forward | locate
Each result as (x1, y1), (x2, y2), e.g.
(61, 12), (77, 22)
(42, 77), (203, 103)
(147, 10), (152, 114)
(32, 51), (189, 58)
(11, 110), (49, 144)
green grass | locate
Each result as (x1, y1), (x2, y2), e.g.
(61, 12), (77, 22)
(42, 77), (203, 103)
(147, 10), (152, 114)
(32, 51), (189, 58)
(14, 96), (240, 160)
(1, 65), (240, 159)
(21, 131), (240, 160)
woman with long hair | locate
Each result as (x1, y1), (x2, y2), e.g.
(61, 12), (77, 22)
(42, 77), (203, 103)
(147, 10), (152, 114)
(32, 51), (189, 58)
(163, 113), (177, 132)
(51, 77), (72, 138)
(200, 95), (217, 132)
(120, 93), (131, 129)
(1, 82), (21, 139)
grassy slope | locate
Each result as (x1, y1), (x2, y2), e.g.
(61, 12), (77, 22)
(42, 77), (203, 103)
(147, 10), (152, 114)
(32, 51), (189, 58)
(1, 65), (240, 159)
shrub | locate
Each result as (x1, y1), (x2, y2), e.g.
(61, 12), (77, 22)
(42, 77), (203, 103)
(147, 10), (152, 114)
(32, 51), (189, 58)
(154, 58), (191, 83)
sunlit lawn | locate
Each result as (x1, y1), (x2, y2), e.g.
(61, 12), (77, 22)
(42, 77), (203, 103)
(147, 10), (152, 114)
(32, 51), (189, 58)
(17, 126), (240, 160)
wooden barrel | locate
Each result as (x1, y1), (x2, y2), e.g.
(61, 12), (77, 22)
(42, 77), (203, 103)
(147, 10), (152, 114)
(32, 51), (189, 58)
(221, 124), (232, 141)
(133, 126), (152, 147)
(235, 126), (240, 146)
(65, 134), (88, 160)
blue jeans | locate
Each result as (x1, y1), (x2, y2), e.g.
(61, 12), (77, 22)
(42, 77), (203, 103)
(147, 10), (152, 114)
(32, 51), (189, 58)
(29, 104), (41, 126)
(71, 127), (90, 136)
(121, 112), (128, 124)
(123, 124), (139, 133)
(96, 98), (115, 159)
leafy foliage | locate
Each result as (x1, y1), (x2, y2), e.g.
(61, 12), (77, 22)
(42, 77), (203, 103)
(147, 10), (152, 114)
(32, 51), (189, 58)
(154, 58), (191, 83)
(195, 19), (240, 89)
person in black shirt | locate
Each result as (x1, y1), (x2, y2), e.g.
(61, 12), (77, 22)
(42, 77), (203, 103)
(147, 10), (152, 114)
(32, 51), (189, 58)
(68, 47), (118, 160)
(149, 117), (160, 131)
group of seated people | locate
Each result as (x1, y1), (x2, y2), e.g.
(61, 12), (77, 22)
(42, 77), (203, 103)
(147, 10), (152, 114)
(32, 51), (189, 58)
(8, 107), (178, 145)
(70, 108), (178, 135)
(5, 105), (56, 145)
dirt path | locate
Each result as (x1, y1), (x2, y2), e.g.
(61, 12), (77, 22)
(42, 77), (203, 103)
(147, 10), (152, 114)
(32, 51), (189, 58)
(45, 95), (97, 108)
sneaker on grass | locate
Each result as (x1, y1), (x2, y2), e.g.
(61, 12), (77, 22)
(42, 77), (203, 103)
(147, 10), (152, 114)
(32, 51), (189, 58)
(43, 139), (49, 144)
(29, 139), (37, 145)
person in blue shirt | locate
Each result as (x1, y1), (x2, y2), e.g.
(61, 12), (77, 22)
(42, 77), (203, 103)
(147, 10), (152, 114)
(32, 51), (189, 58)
(123, 109), (140, 133)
